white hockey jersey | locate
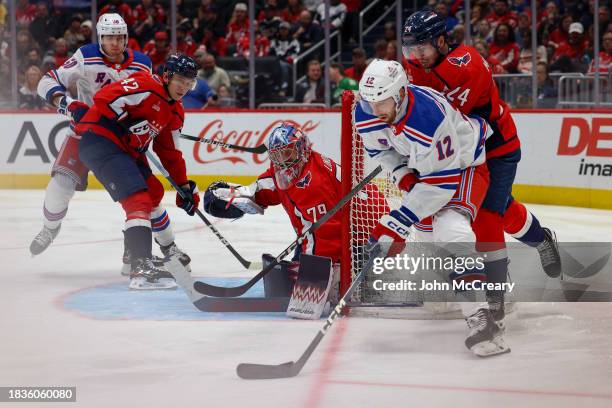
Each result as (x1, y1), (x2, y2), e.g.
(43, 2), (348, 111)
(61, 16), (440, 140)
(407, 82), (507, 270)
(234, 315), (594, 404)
(354, 84), (492, 223)
(37, 43), (152, 107)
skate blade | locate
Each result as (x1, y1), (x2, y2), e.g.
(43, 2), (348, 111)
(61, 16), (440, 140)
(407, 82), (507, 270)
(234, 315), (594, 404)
(471, 337), (511, 357)
(129, 278), (178, 291)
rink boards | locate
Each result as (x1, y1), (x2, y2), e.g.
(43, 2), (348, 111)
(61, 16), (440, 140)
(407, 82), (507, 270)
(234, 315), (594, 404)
(0, 109), (610, 209)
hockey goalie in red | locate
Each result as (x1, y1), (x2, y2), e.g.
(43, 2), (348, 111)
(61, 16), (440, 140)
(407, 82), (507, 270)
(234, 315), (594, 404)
(75, 54), (201, 290)
(202, 122), (388, 310)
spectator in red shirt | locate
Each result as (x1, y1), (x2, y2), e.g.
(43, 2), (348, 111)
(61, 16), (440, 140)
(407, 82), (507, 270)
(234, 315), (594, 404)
(133, 1), (166, 46)
(345, 47), (368, 81)
(474, 38), (506, 74)
(177, 24), (197, 57)
(133, 0), (166, 24)
(99, 0), (134, 26)
(548, 14), (573, 49)
(551, 22), (588, 72)
(486, 0), (518, 31)
(236, 22), (271, 58)
(588, 30), (612, 74)
(50, 38), (69, 68)
(144, 31), (170, 73)
(226, 3), (250, 48)
(199, 28), (228, 57)
(489, 22), (520, 72)
(16, 0), (36, 27)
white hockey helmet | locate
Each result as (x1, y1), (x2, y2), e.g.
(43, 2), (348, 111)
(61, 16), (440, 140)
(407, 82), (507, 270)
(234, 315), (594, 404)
(96, 13), (128, 56)
(358, 59), (409, 117)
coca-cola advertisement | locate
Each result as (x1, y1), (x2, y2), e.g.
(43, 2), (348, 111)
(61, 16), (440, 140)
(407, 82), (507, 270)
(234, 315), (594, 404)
(182, 112), (342, 175)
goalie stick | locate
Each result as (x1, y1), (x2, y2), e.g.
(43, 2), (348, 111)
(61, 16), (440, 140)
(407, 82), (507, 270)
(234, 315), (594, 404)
(193, 165), (384, 298)
(236, 253), (376, 379)
(180, 134), (268, 154)
(166, 257), (290, 312)
(145, 151), (262, 270)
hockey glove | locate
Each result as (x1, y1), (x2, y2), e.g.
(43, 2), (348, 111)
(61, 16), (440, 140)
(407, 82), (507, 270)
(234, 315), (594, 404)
(203, 181), (264, 218)
(57, 95), (89, 123)
(367, 209), (412, 258)
(176, 180), (200, 216)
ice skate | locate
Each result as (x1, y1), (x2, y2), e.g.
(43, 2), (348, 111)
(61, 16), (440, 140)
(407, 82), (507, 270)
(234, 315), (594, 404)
(536, 227), (561, 278)
(129, 258), (177, 290)
(29, 225), (61, 256)
(465, 308), (511, 357)
(158, 240), (192, 272)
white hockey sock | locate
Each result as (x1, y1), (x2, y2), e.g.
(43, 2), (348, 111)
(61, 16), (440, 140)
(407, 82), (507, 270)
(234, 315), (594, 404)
(43, 173), (76, 230)
(151, 206), (175, 247)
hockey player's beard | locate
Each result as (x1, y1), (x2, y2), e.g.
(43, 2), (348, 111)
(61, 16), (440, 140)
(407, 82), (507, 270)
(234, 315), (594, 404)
(378, 111), (396, 124)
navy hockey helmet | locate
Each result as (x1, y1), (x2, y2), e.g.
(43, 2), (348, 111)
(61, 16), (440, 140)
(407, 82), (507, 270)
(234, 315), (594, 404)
(164, 54), (198, 80)
(402, 10), (447, 57)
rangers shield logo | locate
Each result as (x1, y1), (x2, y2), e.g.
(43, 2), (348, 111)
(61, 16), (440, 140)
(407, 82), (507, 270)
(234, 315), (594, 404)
(448, 53), (471, 67)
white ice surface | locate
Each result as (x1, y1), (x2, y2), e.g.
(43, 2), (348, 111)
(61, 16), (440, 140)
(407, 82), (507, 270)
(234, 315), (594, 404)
(1, 190), (612, 408)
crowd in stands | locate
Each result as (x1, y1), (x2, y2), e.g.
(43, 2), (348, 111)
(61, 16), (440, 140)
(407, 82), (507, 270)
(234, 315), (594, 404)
(0, 0), (610, 108)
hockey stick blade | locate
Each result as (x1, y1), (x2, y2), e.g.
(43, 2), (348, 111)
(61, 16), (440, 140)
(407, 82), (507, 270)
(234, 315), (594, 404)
(236, 256), (374, 379)
(237, 361), (298, 379)
(180, 134), (268, 154)
(192, 165), (383, 297)
(145, 151), (261, 271)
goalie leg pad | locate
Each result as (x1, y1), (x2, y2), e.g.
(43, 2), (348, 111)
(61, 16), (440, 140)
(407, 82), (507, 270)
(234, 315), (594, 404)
(286, 254), (333, 320)
(262, 254), (297, 297)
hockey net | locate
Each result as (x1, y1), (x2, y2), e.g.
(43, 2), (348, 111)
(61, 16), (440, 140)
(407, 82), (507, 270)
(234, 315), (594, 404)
(340, 91), (461, 319)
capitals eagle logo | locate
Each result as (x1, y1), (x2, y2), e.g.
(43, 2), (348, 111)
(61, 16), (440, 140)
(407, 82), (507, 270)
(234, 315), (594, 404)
(296, 171), (312, 188)
(448, 53), (471, 67)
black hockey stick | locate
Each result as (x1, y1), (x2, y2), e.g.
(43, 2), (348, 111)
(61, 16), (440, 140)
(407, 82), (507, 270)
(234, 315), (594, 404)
(166, 257), (289, 312)
(180, 134), (268, 154)
(193, 165), (383, 298)
(145, 151), (262, 270)
(236, 254), (375, 379)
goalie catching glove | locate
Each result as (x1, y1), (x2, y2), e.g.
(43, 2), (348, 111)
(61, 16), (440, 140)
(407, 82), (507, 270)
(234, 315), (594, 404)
(203, 181), (264, 219)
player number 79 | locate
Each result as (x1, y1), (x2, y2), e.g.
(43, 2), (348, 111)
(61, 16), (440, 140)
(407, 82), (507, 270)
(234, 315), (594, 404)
(306, 204), (327, 222)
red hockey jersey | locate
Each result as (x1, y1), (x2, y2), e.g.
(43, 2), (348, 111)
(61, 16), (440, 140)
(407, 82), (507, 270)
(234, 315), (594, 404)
(75, 71), (188, 186)
(406, 44), (519, 158)
(253, 152), (343, 262)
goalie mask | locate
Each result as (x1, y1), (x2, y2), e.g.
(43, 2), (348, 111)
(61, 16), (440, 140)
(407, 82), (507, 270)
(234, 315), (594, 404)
(267, 123), (312, 190)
